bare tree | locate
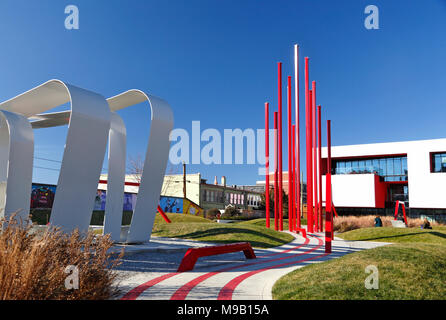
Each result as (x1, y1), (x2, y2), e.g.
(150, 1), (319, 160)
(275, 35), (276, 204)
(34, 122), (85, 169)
(127, 154), (180, 195)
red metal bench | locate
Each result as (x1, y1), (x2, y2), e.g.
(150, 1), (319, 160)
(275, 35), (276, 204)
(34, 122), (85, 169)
(177, 242), (256, 272)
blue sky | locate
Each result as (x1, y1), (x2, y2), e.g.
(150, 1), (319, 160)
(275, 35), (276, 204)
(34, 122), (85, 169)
(0, 0), (445, 186)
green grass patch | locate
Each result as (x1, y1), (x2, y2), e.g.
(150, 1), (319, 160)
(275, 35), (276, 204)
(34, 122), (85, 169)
(152, 219), (294, 248)
(272, 243), (446, 300)
(237, 218), (307, 229)
(338, 227), (446, 245)
(154, 213), (213, 224)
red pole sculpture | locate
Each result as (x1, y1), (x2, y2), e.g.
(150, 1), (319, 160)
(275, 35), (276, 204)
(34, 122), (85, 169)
(294, 44), (301, 231)
(292, 124), (296, 231)
(305, 58), (313, 233)
(265, 102), (270, 228)
(317, 105), (323, 232)
(278, 62), (284, 231)
(312, 81), (318, 233)
(325, 120), (333, 253)
(157, 205), (172, 223)
(287, 76), (293, 232)
(274, 112), (279, 231)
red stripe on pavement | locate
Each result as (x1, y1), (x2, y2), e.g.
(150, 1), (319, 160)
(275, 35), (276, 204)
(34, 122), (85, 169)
(170, 237), (311, 300)
(120, 273), (178, 300)
(217, 235), (325, 300)
(121, 234), (313, 300)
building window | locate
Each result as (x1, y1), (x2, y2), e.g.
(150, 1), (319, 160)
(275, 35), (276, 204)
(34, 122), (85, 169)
(333, 155), (408, 181)
(432, 152), (446, 173)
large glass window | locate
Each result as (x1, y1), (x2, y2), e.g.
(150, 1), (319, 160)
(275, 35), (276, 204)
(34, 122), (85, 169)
(432, 153), (446, 173)
(394, 158), (402, 175)
(386, 159), (393, 176)
(333, 155), (408, 181)
(379, 159), (386, 176)
(372, 159), (379, 174)
(402, 158), (408, 175)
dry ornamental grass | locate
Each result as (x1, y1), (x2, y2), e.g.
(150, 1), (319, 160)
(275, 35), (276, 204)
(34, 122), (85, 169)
(0, 214), (123, 300)
(333, 215), (436, 233)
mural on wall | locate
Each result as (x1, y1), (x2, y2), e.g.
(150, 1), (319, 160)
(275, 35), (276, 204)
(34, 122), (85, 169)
(183, 199), (203, 215)
(30, 184), (56, 209)
(160, 196), (183, 213)
(30, 184), (203, 215)
(93, 190), (137, 211)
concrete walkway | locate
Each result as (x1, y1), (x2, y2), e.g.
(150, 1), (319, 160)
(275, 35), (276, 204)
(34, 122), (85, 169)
(115, 233), (389, 300)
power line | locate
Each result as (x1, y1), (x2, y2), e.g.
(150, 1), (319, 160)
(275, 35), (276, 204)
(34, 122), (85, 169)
(33, 166), (60, 172)
(34, 156), (108, 172)
(34, 156), (62, 163)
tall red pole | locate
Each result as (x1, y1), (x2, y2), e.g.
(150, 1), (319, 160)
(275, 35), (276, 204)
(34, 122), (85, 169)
(325, 120), (332, 253)
(265, 102), (270, 228)
(312, 81), (318, 233)
(274, 112), (279, 231)
(292, 124), (296, 231)
(278, 62), (283, 231)
(305, 58), (313, 233)
(287, 76), (293, 232)
(294, 44), (301, 231)
(318, 105), (323, 232)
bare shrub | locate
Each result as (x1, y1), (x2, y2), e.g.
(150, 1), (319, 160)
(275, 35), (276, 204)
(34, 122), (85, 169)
(333, 215), (440, 233)
(0, 214), (123, 300)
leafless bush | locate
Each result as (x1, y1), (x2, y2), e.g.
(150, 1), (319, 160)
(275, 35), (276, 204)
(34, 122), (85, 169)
(0, 214), (123, 300)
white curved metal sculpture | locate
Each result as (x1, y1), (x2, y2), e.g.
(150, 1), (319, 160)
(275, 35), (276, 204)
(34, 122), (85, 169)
(0, 80), (111, 233)
(0, 81), (174, 244)
(0, 110), (34, 221)
(103, 112), (127, 242)
(107, 91), (174, 243)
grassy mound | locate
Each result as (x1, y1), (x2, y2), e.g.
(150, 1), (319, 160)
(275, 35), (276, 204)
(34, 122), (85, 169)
(152, 221), (294, 248)
(338, 227), (446, 245)
(272, 243), (446, 300)
(154, 213), (213, 225)
(237, 218), (307, 229)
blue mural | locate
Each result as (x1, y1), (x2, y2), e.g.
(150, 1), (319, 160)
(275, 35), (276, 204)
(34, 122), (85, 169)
(31, 183), (182, 213)
(159, 197), (183, 213)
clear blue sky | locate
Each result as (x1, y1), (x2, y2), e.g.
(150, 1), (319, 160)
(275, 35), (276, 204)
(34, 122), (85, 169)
(0, 0), (445, 186)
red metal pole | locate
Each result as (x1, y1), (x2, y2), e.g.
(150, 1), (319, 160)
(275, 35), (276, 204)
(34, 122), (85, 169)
(265, 102), (270, 228)
(294, 45), (301, 230)
(278, 62), (284, 232)
(287, 76), (293, 232)
(157, 205), (172, 223)
(325, 120), (332, 253)
(394, 200), (400, 220)
(305, 58), (313, 233)
(292, 124), (296, 231)
(274, 112), (279, 231)
(318, 105), (323, 232)
(312, 81), (318, 233)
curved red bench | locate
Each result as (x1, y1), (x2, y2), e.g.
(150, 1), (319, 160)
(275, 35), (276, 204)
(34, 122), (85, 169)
(177, 242), (256, 272)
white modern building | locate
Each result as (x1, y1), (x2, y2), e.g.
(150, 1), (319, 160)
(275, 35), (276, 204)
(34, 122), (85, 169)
(321, 138), (446, 218)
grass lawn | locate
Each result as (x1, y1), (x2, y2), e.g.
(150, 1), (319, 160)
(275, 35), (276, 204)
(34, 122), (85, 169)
(272, 226), (446, 300)
(93, 214), (294, 248)
(152, 215), (294, 248)
(153, 212), (212, 224)
(237, 218), (307, 229)
(272, 242), (446, 300)
(338, 226), (446, 245)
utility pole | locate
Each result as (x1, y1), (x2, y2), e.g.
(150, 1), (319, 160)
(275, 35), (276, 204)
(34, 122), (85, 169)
(183, 162), (186, 199)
